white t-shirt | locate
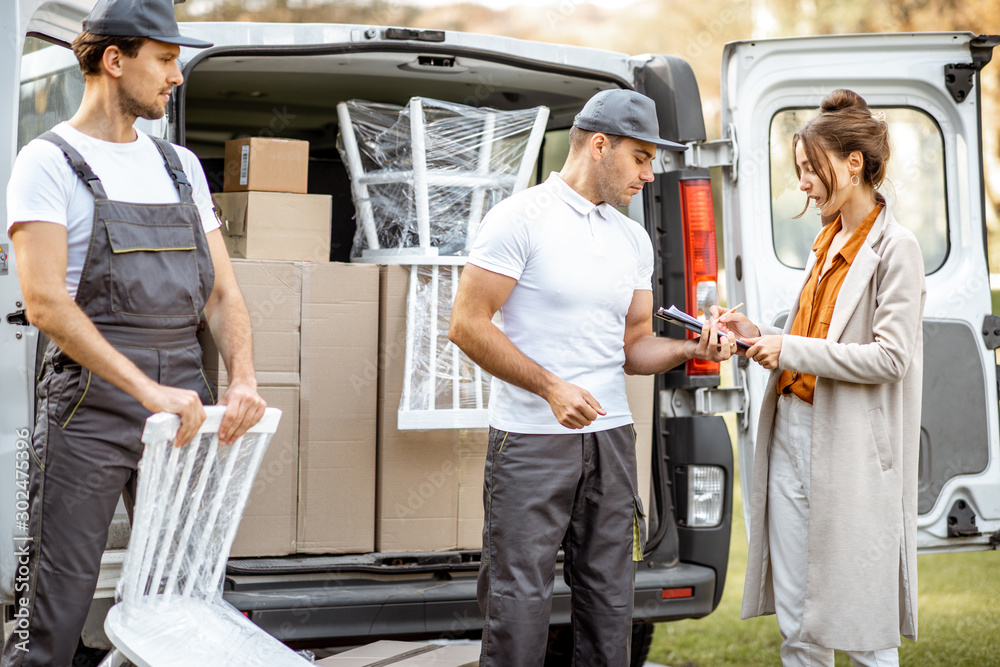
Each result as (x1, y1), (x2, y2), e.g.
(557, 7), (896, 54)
(6, 122), (220, 299)
(467, 172), (654, 435)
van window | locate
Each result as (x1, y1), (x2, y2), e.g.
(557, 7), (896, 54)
(769, 108), (947, 273)
(18, 37), (84, 151)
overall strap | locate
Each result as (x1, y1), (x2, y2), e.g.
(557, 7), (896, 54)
(149, 136), (195, 204)
(37, 131), (109, 200)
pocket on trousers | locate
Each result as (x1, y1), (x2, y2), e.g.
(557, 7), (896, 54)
(632, 494), (647, 562)
(58, 367), (92, 429)
(867, 407), (894, 472)
(200, 368), (217, 405)
(489, 428), (510, 455)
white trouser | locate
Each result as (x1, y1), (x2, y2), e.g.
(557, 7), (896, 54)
(767, 395), (899, 667)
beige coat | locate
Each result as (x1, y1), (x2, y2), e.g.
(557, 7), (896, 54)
(741, 200), (925, 650)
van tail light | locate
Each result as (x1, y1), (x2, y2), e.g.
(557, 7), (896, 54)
(679, 179), (719, 376)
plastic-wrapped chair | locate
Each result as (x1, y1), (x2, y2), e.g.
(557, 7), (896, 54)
(99, 406), (308, 667)
(338, 97), (549, 429)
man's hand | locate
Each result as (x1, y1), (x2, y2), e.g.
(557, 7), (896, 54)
(545, 379), (607, 430)
(745, 335), (783, 369)
(691, 317), (737, 362)
(139, 384), (207, 448)
(218, 382), (267, 446)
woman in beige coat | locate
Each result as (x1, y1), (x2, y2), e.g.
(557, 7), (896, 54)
(716, 89), (925, 666)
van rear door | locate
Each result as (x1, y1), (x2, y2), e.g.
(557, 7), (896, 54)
(720, 32), (1000, 551)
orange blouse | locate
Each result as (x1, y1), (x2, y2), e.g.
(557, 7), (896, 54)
(776, 204), (883, 404)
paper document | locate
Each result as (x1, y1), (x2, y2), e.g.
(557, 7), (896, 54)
(654, 305), (751, 351)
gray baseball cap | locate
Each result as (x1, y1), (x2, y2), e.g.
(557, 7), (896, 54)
(83, 0), (213, 49)
(573, 89), (687, 152)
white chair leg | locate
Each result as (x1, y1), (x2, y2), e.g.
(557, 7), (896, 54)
(410, 98), (431, 251)
(464, 111), (496, 250)
(337, 102), (381, 250)
(512, 107), (550, 194)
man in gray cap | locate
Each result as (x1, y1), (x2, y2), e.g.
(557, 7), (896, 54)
(4, 1), (264, 664)
(450, 89), (736, 665)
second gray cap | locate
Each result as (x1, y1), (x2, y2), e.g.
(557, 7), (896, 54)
(573, 89), (687, 152)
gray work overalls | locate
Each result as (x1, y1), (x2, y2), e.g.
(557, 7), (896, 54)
(2, 131), (215, 667)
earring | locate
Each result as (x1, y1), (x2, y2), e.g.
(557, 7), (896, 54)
(851, 173), (860, 187)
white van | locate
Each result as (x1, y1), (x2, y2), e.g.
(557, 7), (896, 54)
(2, 1), (998, 664)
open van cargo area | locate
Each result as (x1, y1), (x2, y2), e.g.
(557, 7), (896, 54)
(176, 48), (664, 569)
(181, 50), (619, 260)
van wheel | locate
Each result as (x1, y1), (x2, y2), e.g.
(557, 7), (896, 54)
(543, 621), (654, 667)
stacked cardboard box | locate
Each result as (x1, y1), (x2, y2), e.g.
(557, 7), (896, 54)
(205, 262), (655, 558)
(201, 260), (379, 557)
(298, 262), (379, 554)
(214, 137), (332, 262)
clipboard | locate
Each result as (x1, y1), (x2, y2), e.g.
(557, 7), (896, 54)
(654, 305), (752, 351)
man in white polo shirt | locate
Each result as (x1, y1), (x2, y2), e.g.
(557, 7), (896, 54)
(449, 89), (737, 666)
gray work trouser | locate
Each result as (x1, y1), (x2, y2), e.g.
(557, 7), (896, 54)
(478, 424), (645, 667)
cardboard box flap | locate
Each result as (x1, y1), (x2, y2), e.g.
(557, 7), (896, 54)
(213, 192), (248, 237)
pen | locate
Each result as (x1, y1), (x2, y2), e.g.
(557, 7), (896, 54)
(723, 302), (744, 316)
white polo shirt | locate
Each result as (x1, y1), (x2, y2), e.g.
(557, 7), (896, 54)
(468, 172), (654, 434)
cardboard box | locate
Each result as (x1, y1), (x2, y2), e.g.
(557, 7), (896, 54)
(298, 262), (380, 554)
(376, 266), (488, 552)
(213, 191), (332, 262)
(315, 640), (479, 666)
(200, 259), (301, 388)
(223, 137), (309, 193)
(625, 373), (655, 533)
(456, 436), (487, 550)
(230, 384), (300, 557)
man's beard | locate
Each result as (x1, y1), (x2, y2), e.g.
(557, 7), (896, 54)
(116, 85), (166, 121)
(594, 155), (638, 208)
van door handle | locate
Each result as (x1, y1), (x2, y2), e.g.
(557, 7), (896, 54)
(6, 309), (29, 326)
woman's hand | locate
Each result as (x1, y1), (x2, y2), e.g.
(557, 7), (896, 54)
(709, 305), (760, 355)
(744, 335), (783, 369)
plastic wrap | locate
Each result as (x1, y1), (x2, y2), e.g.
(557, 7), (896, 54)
(399, 264), (491, 429)
(338, 97), (549, 259)
(104, 407), (309, 667)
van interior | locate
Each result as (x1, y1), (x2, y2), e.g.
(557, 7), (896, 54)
(179, 50), (618, 260)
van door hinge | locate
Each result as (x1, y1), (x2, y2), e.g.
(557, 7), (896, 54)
(653, 123), (738, 182)
(945, 34), (1000, 103)
(660, 384), (746, 418)
(981, 314), (1000, 349)
(946, 499), (980, 538)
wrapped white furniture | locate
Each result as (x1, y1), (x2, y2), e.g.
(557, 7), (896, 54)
(100, 406), (307, 667)
(338, 97), (549, 429)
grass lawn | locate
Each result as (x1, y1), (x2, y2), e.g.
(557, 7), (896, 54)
(648, 409), (1000, 666)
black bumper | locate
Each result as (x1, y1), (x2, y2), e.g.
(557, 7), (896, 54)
(222, 559), (716, 644)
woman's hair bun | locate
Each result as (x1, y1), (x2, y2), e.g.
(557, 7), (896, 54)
(820, 88), (869, 113)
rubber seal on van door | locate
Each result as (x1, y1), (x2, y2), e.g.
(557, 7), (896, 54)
(385, 28), (445, 42)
